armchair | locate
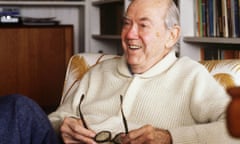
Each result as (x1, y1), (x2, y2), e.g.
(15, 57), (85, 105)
(60, 53), (240, 137)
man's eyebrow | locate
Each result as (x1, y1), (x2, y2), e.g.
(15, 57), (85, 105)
(139, 17), (152, 22)
(123, 15), (130, 20)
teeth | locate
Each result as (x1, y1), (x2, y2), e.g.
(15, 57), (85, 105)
(128, 45), (141, 49)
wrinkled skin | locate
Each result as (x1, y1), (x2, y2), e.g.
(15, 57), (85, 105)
(121, 125), (172, 144)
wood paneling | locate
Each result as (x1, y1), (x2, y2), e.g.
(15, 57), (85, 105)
(0, 25), (73, 113)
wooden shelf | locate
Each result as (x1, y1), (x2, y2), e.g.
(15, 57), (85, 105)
(183, 37), (240, 44)
(0, 1), (85, 6)
(92, 34), (121, 40)
(92, 0), (123, 6)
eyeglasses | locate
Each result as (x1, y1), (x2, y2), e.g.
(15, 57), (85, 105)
(79, 94), (129, 144)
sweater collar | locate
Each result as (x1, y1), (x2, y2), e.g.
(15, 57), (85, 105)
(117, 51), (177, 78)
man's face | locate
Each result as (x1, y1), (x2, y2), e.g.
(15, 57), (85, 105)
(121, 0), (171, 73)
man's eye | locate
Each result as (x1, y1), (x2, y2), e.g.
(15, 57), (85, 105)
(123, 21), (130, 26)
(140, 24), (148, 28)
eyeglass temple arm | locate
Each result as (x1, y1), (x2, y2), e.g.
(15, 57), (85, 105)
(120, 95), (129, 134)
(79, 94), (89, 129)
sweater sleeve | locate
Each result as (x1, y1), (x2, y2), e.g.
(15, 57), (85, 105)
(48, 72), (90, 134)
(169, 68), (239, 143)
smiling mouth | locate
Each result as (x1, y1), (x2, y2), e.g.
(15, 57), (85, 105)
(128, 45), (142, 50)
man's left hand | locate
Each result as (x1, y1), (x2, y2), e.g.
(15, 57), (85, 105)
(121, 124), (172, 144)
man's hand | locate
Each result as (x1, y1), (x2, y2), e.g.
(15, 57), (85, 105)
(121, 125), (172, 144)
(60, 117), (97, 144)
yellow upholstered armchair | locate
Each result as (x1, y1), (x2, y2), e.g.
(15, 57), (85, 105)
(199, 60), (240, 89)
(60, 53), (118, 104)
(60, 53), (240, 137)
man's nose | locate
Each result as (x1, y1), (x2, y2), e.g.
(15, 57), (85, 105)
(126, 25), (138, 39)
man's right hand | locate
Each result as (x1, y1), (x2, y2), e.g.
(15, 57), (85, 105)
(60, 117), (97, 144)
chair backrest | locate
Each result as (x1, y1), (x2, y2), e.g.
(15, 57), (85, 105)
(199, 59), (240, 89)
(61, 53), (118, 104)
(61, 53), (240, 103)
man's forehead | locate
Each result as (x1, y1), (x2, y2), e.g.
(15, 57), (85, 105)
(129, 0), (168, 7)
(125, 1), (167, 20)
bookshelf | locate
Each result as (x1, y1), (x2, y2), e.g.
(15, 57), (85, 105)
(2, 0), (238, 60)
(179, 0), (240, 61)
(87, 0), (131, 55)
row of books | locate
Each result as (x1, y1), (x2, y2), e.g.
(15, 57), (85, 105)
(195, 0), (240, 38)
(202, 48), (240, 60)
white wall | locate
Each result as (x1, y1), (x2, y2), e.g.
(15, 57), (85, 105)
(179, 0), (201, 60)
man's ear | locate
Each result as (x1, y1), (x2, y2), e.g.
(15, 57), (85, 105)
(165, 25), (181, 48)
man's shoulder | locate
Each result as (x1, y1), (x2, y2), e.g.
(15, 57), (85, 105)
(173, 56), (208, 74)
(177, 56), (204, 68)
(89, 56), (122, 71)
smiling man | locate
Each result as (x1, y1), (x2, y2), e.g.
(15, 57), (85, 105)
(121, 0), (179, 74)
(49, 0), (239, 143)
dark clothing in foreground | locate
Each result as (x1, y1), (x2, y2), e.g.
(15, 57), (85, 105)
(0, 94), (60, 144)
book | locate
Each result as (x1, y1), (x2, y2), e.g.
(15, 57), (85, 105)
(221, 49), (240, 59)
(216, 0), (223, 37)
(222, 0), (229, 37)
(230, 0), (240, 37)
(227, 0), (232, 37)
(202, 0), (207, 36)
(208, 0), (217, 37)
(202, 48), (220, 60)
(201, 0), (207, 36)
(202, 47), (240, 60)
(197, 0), (203, 37)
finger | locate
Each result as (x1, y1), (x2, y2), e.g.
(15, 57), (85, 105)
(123, 125), (156, 144)
(61, 117), (96, 143)
(69, 119), (96, 138)
(61, 133), (81, 144)
(128, 125), (152, 139)
(62, 117), (96, 138)
(62, 127), (97, 144)
(121, 134), (131, 144)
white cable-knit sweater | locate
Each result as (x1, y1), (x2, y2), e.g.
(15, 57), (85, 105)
(49, 52), (239, 143)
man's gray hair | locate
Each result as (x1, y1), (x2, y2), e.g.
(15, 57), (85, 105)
(165, 0), (180, 53)
(165, 0), (180, 28)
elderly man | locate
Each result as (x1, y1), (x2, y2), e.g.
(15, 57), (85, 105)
(49, 0), (239, 143)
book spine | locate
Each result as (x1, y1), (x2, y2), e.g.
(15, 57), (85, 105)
(194, 0), (200, 36)
(231, 0), (240, 37)
(216, 0), (223, 36)
(239, 0), (240, 35)
(222, 0), (229, 37)
(213, 0), (217, 36)
(198, 0), (203, 37)
(202, 0), (207, 36)
(227, 0), (232, 36)
(208, 0), (215, 36)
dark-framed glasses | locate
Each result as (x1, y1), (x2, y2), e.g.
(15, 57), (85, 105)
(79, 94), (129, 144)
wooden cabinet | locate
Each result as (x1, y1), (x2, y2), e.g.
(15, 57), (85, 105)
(0, 25), (73, 113)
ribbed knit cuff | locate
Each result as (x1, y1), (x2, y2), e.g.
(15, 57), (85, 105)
(168, 127), (199, 144)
